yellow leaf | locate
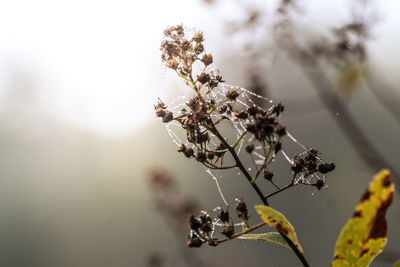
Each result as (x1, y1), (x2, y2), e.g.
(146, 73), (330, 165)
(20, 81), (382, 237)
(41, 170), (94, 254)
(332, 169), (394, 267)
(255, 205), (304, 253)
(394, 259), (400, 267)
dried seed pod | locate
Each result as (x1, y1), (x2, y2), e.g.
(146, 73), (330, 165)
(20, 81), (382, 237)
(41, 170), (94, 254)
(245, 143), (254, 153)
(275, 124), (286, 136)
(183, 148), (194, 158)
(187, 237), (203, 248)
(226, 89), (240, 101)
(189, 215), (201, 231)
(177, 144), (186, 153)
(234, 111), (247, 119)
(221, 224), (234, 238)
(162, 111), (173, 123)
(274, 142), (282, 154)
(263, 170), (274, 181)
(314, 179), (325, 190)
(179, 40), (191, 51)
(318, 162), (336, 174)
(216, 75), (225, 82)
(199, 213), (212, 233)
(201, 53), (213, 65)
(195, 151), (207, 162)
(192, 32), (204, 43)
(291, 156), (305, 173)
(155, 108), (165, 118)
(217, 210), (230, 223)
(272, 103), (284, 116)
(197, 73), (210, 84)
(207, 152), (215, 160)
(236, 199), (248, 221)
(194, 43), (204, 54)
(167, 59), (179, 70)
(248, 105), (259, 116)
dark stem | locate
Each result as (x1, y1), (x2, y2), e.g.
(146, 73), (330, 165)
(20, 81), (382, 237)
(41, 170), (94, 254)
(265, 173), (298, 200)
(206, 120), (310, 267)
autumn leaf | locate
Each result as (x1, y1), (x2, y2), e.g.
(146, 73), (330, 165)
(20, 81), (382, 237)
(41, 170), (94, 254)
(239, 232), (291, 250)
(255, 205), (304, 253)
(332, 169), (394, 267)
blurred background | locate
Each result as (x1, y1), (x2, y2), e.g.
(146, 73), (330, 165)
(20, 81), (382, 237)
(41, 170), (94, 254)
(0, 0), (399, 266)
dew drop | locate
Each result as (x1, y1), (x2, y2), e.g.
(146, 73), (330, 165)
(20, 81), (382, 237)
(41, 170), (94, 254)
(336, 113), (339, 116)
(248, 168), (252, 171)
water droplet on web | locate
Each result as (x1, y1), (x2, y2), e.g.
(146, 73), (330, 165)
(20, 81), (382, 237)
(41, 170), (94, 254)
(336, 113), (339, 116)
(238, 172), (241, 175)
(248, 168), (252, 171)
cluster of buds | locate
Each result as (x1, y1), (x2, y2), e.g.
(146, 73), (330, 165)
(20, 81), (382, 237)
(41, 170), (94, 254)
(291, 148), (335, 190)
(160, 25), (223, 91)
(156, 26), (336, 252)
(154, 99), (173, 123)
(187, 198), (250, 248)
(238, 103), (286, 149)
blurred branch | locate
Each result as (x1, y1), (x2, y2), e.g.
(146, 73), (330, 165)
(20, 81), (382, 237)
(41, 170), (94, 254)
(365, 69), (400, 125)
(147, 168), (207, 267)
(285, 47), (400, 194)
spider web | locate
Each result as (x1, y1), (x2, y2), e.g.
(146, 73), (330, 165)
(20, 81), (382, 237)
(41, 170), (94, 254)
(163, 79), (331, 238)
(158, 26), (332, 239)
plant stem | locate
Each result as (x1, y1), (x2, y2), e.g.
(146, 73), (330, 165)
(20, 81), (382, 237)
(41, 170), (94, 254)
(252, 136), (281, 183)
(206, 121), (310, 267)
(215, 221), (267, 244)
(265, 173), (297, 200)
(232, 131), (247, 148)
(187, 71), (309, 267)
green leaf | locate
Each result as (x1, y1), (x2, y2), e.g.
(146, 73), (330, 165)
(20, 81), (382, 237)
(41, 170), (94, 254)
(332, 169), (395, 267)
(239, 232), (291, 250)
(255, 205), (304, 253)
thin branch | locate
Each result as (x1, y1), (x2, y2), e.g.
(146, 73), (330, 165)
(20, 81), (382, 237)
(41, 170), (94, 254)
(205, 120), (310, 267)
(215, 221), (267, 244)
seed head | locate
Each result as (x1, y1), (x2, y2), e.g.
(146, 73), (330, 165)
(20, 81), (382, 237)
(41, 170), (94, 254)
(201, 54), (213, 65)
(245, 143), (254, 153)
(192, 32), (204, 43)
(226, 89), (240, 101)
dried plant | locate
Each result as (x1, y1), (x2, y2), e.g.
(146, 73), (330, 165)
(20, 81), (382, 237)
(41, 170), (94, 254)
(155, 25), (339, 266)
(201, 0), (400, 191)
(153, 25), (395, 267)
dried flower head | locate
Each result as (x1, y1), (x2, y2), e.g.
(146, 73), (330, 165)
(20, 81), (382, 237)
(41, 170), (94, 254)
(155, 26), (335, 254)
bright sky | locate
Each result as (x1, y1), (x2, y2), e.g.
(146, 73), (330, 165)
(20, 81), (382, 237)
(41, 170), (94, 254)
(0, 0), (398, 135)
(0, 0), (204, 135)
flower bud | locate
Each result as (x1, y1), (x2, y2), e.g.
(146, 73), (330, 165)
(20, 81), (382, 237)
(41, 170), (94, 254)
(192, 32), (204, 43)
(226, 89), (240, 100)
(201, 54), (213, 65)
(245, 143), (254, 153)
(167, 59), (178, 70)
(162, 111), (173, 123)
(263, 170), (274, 181)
